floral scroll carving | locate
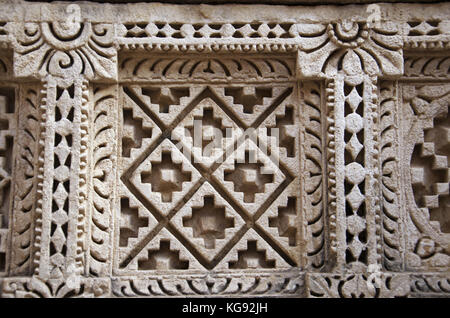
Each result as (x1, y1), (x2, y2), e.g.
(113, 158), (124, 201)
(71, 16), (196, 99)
(403, 83), (450, 269)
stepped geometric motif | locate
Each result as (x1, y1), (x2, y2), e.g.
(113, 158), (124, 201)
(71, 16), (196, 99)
(0, 0), (449, 299)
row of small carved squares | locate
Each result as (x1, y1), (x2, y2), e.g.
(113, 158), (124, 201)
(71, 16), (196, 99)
(2, 17), (447, 81)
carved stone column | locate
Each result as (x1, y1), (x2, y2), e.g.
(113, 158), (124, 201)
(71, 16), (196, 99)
(297, 20), (411, 297)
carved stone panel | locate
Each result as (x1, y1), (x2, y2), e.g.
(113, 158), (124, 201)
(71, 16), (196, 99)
(114, 54), (304, 278)
(0, 0), (449, 298)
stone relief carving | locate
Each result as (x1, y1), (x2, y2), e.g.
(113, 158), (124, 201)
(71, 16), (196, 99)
(0, 1), (448, 297)
(379, 80), (403, 271)
(10, 85), (41, 276)
(402, 83), (450, 269)
(88, 85), (116, 277)
(0, 86), (15, 277)
(297, 20), (403, 77)
(11, 21), (116, 80)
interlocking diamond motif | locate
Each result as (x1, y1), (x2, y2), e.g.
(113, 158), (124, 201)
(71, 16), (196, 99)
(117, 81), (299, 272)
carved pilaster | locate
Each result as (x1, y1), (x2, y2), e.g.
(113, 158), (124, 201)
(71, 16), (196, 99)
(296, 19), (403, 272)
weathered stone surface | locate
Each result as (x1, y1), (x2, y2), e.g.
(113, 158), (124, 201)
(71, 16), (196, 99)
(0, 0), (448, 297)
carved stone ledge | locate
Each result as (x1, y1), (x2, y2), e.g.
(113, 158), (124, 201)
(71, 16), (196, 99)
(297, 21), (403, 78)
